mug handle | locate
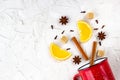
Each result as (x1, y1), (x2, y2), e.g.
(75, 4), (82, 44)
(73, 73), (81, 80)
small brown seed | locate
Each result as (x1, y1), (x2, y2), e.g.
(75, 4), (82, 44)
(95, 20), (98, 24)
(80, 11), (86, 13)
(70, 30), (74, 32)
(51, 25), (53, 29)
(94, 28), (98, 30)
(66, 48), (71, 50)
(99, 41), (102, 46)
(101, 25), (105, 29)
(54, 35), (58, 40)
(61, 30), (65, 34)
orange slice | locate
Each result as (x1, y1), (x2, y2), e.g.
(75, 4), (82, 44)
(77, 20), (92, 42)
(50, 43), (71, 60)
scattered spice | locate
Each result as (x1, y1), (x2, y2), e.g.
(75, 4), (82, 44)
(94, 28), (98, 30)
(90, 41), (97, 66)
(59, 16), (69, 25)
(99, 41), (102, 46)
(54, 35), (58, 40)
(61, 30), (65, 34)
(71, 37), (89, 60)
(97, 31), (106, 40)
(73, 56), (81, 64)
(80, 11), (86, 13)
(66, 48), (71, 50)
(101, 25), (105, 29)
(51, 25), (54, 29)
(70, 30), (74, 32)
(95, 20), (98, 24)
(61, 35), (68, 44)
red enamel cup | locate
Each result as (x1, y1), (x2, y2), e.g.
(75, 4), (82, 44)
(73, 57), (115, 80)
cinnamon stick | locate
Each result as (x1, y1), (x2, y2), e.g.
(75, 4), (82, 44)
(71, 37), (89, 60)
(90, 41), (97, 66)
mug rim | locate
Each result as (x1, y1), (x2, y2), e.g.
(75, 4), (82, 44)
(78, 57), (107, 71)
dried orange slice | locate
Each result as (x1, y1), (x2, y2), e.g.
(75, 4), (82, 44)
(50, 43), (71, 60)
(77, 20), (92, 42)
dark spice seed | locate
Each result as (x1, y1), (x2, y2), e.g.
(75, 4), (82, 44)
(80, 11), (86, 13)
(54, 35), (58, 40)
(99, 41), (102, 46)
(66, 48), (71, 50)
(94, 28), (98, 30)
(61, 30), (65, 34)
(51, 25), (53, 29)
(70, 30), (74, 32)
(95, 20), (98, 24)
(101, 25), (105, 29)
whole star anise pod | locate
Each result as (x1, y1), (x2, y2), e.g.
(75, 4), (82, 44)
(73, 56), (81, 65)
(97, 31), (106, 40)
(59, 16), (68, 25)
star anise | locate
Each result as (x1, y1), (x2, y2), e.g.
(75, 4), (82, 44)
(59, 16), (68, 25)
(73, 56), (81, 65)
(97, 31), (106, 40)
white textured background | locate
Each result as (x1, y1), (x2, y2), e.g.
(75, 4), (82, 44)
(0, 0), (120, 80)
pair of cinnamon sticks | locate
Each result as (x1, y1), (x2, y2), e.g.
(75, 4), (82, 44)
(71, 37), (97, 66)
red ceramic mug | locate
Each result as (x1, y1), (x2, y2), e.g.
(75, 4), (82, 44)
(73, 57), (115, 80)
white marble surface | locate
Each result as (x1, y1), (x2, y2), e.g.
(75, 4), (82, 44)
(0, 0), (120, 80)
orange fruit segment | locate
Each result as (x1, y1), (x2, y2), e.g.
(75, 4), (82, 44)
(77, 20), (92, 42)
(50, 43), (71, 60)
